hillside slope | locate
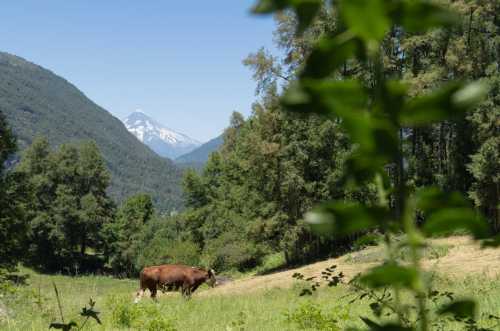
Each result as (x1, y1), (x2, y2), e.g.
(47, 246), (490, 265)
(207, 237), (500, 296)
(176, 134), (223, 164)
(0, 52), (182, 211)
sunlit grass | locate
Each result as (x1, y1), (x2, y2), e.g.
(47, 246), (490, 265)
(1, 267), (499, 330)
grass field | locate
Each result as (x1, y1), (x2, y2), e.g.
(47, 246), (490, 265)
(1, 237), (499, 330)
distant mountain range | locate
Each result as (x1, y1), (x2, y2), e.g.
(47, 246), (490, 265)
(123, 111), (201, 159)
(175, 134), (224, 164)
(0, 51), (183, 212)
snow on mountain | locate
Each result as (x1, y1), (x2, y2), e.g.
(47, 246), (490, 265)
(123, 110), (201, 159)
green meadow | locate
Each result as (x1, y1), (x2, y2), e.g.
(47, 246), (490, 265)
(2, 259), (499, 331)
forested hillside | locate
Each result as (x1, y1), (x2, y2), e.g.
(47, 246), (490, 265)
(175, 134), (223, 164)
(0, 52), (182, 211)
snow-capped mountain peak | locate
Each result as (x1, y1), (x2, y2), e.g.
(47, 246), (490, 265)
(123, 111), (201, 159)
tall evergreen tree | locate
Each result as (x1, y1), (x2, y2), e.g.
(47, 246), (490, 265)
(0, 110), (27, 270)
(15, 138), (115, 272)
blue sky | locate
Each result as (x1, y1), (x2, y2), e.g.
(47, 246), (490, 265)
(0, 1), (277, 142)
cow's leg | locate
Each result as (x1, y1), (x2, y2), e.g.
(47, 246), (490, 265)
(149, 285), (158, 302)
(182, 284), (192, 299)
(190, 284), (201, 295)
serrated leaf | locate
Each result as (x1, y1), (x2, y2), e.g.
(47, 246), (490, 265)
(423, 208), (490, 239)
(360, 264), (420, 290)
(438, 300), (476, 320)
(400, 82), (489, 126)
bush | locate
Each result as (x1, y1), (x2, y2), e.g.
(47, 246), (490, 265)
(352, 233), (382, 251)
(107, 294), (178, 330)
(143, 316), (177, 331)
(284, 302), (346, 331)
(107, 295), (141, 327)
(203, 233), (266, 271)
(136, 238), (201, 269)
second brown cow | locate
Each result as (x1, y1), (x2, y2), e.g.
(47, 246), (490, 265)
(134, 264), (217, 302)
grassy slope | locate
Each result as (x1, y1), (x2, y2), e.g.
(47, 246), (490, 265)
(2, 237), (499, 330)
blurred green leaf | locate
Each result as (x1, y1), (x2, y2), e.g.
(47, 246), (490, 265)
(305, 202), (389, 237)
(283, 79), (367, 117)
(340, 0), (390, 45)
(390, 1), (459, 33)
(374, 80), (409, 119)
(361, 316), (415, 330)
(360, 264), (420, 290)
(482, 234), (500, 248)
(416, 187), (470, 214)
(300, 33), (364, 79)
(400, 82), (489, 126)
(294, 0), (322, 34)
(252, 0), (322, 34)
(252, 0), (289, 13)
(423, 208), (490, 239)
(344, 154), (387, 183)
(344, 116), (399, 159)
(438, 300), (476, 320)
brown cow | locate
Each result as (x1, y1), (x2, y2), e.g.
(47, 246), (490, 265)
(134, 264), (216, 303)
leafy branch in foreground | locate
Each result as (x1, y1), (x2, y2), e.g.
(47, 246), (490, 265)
(253, 0), (497, 330)
(49, 282), (101, 331)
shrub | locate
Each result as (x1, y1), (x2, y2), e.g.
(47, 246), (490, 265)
(352, 233), (382, 251)
(107, 295), (140, 327)
(285, 302), (345, 331)
(137, 238), (200, 269)
(203, 233), (266, 271)
(144, 316), (177, 331)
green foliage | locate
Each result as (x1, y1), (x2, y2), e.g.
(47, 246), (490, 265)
(107, 294), (177, 330)
(0, 52), (182, 212)
(352, 233), (383, 251)
(438, 299), (476, 320)
(49, 283), (101, 331)
(0, 110), (27, 270)
(306, 203), (391, 237)
(284, 301), (345, 331)
(108, 295), (141, 327)
(359, 264), (420, 291)
(106, 194), (155, 275)
(252, 0), (323, 35)
(252, 1), (498, 331)
(14, 137), (115, 272)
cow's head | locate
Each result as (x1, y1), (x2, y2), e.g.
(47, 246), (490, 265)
(207, 269), (217, 287)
